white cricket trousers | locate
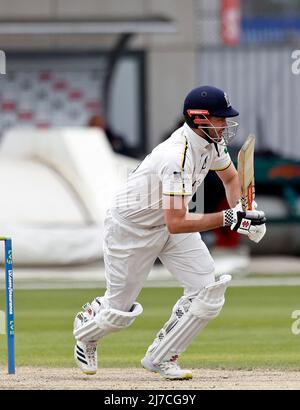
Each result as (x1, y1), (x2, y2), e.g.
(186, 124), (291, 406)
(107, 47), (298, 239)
(103, 209), (215, 311)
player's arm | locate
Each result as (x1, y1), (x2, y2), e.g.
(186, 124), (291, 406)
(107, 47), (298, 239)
(163, 194), (266, 236)
(163, 195), (223, 234)
(216, 162), (241, 207)
(162, 153), (265, 236)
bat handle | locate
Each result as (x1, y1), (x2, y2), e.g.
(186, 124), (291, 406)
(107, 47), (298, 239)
(247, 185), (254, 211)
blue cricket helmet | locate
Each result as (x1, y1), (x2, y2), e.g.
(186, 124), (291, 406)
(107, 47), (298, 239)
(183, 85), (239, 129)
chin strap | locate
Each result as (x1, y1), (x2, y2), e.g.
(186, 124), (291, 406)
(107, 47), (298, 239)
(201, 127), (212, 143)
(213, 142), (220, 156)
(188, 124), (212, 143)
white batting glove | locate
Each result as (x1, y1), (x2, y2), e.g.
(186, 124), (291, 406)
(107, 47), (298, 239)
(247, 199), (267, 242)
(223, 201), (266, 237)
(248, 223), (266, 243)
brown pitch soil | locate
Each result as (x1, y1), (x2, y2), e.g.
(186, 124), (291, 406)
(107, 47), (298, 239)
(0, 367), (300, 390)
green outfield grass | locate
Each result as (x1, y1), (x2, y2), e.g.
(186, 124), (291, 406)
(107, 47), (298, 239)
(1, 286), (300, 369)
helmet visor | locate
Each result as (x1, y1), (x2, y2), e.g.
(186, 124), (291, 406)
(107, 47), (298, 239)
(200, 119), (239, 146)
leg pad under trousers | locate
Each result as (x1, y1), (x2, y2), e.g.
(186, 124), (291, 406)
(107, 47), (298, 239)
(73, 298), (143, 343)
(149, 275), (231, 364)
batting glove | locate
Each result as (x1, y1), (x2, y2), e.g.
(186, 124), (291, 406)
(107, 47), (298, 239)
(223, 201), (266, 236)
(248, 223), (266, 243)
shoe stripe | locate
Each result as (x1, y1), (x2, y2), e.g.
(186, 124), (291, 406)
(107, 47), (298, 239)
(76, 351), (86, 360)
(76, 345), (84, 354)
(77, 356), (88, 365)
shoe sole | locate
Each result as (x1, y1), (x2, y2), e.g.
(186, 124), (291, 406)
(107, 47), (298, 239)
(168, 372), (193, 380)
(141, 359), (193, 380)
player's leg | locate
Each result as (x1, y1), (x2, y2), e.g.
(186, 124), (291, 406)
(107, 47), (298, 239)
(73, 211), (168, 374)
(141, 232), (231, 380)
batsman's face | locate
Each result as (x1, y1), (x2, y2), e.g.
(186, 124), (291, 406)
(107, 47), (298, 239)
(195, 114), (238, 145)
(208, 116), (228, 140)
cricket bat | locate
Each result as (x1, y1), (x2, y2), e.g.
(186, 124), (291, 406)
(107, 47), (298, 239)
(237, 134), (256, 211)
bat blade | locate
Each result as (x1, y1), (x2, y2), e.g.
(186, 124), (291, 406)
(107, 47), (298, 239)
(238, 134), (256, 211)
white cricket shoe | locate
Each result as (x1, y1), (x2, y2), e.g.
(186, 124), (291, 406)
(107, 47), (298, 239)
(74, 341), (98, 375)
(141, 355), (192, 380)
(73, 306), (98, 375)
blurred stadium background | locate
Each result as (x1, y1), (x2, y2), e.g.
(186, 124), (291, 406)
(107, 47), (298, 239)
(0, 0), (300, 286)
(1, 1), (300, 386)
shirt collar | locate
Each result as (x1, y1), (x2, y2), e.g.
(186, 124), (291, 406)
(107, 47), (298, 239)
(183, 123), (211, 150)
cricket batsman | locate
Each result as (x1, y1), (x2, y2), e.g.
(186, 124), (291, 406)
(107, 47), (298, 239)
(73, 85), (267, 380)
